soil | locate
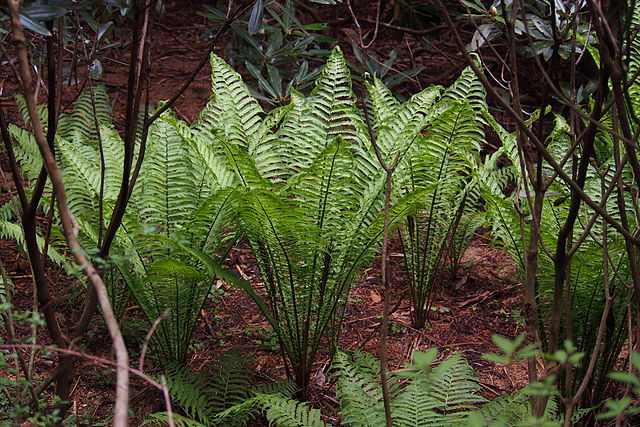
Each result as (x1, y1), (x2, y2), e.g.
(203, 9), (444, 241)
(0, 1), (530, 425)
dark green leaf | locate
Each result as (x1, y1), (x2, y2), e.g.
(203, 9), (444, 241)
(97, 21), (114, 43)
(20, 4), (66, 21)
(19, 13), (51, 36)
(247, 0), (263, 35)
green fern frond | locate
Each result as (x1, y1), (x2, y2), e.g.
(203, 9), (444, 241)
(333, 350), (387, 426)
(134, 111), (198, 239)
(448, 213), (484, 277)
(392, 380), (460, 427)
(162, 363), (219, 423)
(255, 393), (327, 427)
(0, 220), (67, 267)
(14, 95), (48, 132)
(207, 350), (253, 415)
(627, 3), (640, 113)
(194, 54), (264, 149)
(251, 380), (298, 397)
(309, 46), (365, 147)
(143, 412), (209, 427)
(57, 84), (112, 141)
(420, 353), (485, 412)
(9, 124), (44, 184)
(364, 77), (401, 135)
(189, 133), (237, 189)
(147, 351), (255, 426)
(130, 256), (210, 364)
(57, 136), (102, 217)
(442, 56), (487, 114)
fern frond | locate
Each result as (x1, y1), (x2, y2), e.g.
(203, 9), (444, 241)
(251, 380), (298, 397)
(255, 393), (327, 427)
(0, 220), (67, 266)
(422, 353), (485, 412)
(57, 84), (112, 141)
(309, 46), (365, 148)
(143, 412), (208, 427)
(333, 351), (387, 427)
(207, 349), (253, 414)
(442, 56), (487, 114)
(9, 124), (44, 184)
(193, 54), (264, 149)
(128, 256), (210, 364)
(162, 363), (218, 424)
(134, 111), (198, 240)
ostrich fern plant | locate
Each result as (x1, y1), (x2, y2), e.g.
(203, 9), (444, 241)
(199, 47), (468, 392)
(5, 86), (236, 365)
(480, 110), (633, 409)
(201, 47), (395, 392)
(371, 63), (487, 328)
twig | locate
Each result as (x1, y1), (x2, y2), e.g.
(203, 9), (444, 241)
(139, 309), (170, 371)
(1, 343), (161, 390)
(8, 3), (130, 425)
(160, 375), (175, 427)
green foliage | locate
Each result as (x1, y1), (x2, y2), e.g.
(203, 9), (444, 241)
(199, 0), (334, 106)
(147, 351), (252, 426)
(333, 349), (485, 426)
(146, 350), (304, 427)
(481, 105), (633, 405)
(597, 352), (640, 420)
(0, 305), (63, 426)
(384, 61), (486, 328)
(202, 46), (394, 390)
(205, 45), (482, 389)
(6, 84), (236, 365)
(447, 213), (483, 278)
(461, 0), (594, 62)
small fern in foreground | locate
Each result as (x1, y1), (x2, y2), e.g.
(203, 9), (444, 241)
(145, 350), (301, 426)
(333, 349), (485, 426)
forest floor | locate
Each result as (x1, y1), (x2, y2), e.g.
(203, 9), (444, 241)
(0, 1), (531, 425)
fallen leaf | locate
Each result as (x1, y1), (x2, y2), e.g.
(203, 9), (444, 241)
(370, 290), (382, 303)
(454, 275), (468, 290)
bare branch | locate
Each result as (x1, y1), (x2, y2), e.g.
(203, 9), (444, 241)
(8, 2), (130, 425)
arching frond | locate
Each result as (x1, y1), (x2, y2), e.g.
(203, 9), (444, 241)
(57, 84), (112, 141)
(333, 350), (387, 427)
(193, 54), (264, 149)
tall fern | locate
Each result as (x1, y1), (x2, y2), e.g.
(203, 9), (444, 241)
(207, 47), (442, 391)
(5, 89), (236, 365)
(480, 110), (633, 406)
(382, 63), (486, 328)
